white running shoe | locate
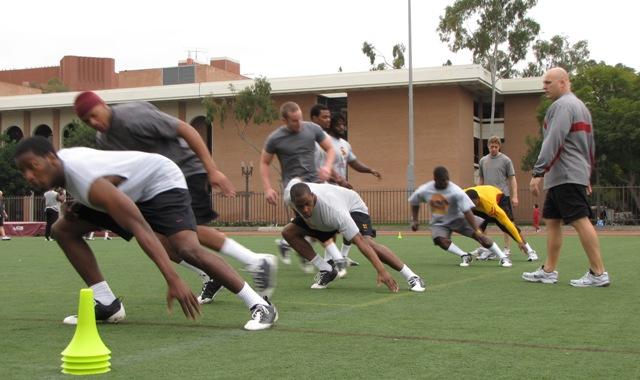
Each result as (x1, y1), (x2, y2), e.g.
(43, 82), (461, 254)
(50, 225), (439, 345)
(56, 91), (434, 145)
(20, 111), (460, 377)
(459, 254), (472, 267)
(570, 270), (611, 288)
(527, 250), (539, 262)
(244, 302), (278, 331)
(408, 276), (426, 292)
(499, 257), (513, 268)
(476, 248), (494, 260)
(522, 267), (558, 284)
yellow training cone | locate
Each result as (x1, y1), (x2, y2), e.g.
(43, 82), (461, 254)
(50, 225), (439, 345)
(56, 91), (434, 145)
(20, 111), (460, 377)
(397, 232), (403, 239)
(61, 288), (111, 375)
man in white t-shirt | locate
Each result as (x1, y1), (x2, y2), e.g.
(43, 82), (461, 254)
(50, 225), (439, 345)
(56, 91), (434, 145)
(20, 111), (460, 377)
(282, 179), (425, 292)
(14, 137), (277, 331)
(409, 166), (512, 268)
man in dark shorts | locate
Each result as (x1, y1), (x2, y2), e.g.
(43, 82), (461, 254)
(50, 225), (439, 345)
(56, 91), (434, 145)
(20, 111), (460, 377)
(281, 179), (425, 292)
(74, 91), (276, 303)
(14, 137), (277, 330)
(525, 67), (609, 287)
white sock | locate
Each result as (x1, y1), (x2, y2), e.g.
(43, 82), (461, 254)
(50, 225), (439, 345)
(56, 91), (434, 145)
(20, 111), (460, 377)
(447, 243), (468, 257)
(341, 243), (353, 259)
(489, 243), (507, 259)
(399, 265), (417, 281)
(524, 242), (534, 254)
(179, 260), (210, 283)
(91, 281), (116, 305)
(236, 282), (268, 309)
(311, 255), (333, 271)
(88, 232), (94, 239)
(220, 238), (259, 266)
(324, 242), (343, 261)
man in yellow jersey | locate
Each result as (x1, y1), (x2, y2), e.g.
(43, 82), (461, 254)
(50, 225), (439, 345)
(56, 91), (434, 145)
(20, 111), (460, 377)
(465, 186), (539, 262)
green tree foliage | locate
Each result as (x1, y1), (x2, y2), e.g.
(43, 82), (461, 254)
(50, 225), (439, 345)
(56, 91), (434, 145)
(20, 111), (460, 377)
(521, 35), (592, 77)
(62, 119), (98, 148)
(438, 0), (540, 131)
(522, 64), (640, 195)
(0, 135), (33, 195)
(361, 41), (406, 71)
(203, 76), (278, 153)
(42, 77), (69, 93)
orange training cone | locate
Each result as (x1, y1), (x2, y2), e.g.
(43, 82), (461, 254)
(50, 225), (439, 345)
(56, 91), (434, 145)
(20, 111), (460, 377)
(61, 288), (111, 375)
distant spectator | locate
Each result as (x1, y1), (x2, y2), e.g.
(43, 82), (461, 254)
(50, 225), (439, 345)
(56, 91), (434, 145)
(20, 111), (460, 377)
(0, 191), (10, 241)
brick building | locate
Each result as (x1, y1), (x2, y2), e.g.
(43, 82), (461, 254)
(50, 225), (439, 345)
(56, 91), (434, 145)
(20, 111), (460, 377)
(0, 55), (245, 94)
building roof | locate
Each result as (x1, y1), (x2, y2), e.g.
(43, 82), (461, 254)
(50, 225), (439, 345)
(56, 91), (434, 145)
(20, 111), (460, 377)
(0, 64), (542, 111)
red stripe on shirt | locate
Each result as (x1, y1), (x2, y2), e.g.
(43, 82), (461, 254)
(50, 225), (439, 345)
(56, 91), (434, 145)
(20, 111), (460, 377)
(570, 122), (591, 133)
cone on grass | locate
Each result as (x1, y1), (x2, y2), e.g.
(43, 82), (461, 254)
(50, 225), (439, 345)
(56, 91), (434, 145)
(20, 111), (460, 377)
(397, 232), (403, 239)
(61, 288), (111, 375)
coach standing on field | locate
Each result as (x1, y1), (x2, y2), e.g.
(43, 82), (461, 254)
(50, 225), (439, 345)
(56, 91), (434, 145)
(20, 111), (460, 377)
(523, 67), (610, 287)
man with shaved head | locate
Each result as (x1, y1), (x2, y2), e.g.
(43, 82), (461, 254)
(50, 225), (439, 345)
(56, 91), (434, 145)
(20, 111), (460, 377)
(524, 67), (610, 287)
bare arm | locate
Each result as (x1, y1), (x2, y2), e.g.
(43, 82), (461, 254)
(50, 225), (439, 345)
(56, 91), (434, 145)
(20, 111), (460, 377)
(87, 178), (200, 319)
(176, 121), (236, 196)
(260, 150), (278, 205)
(410, 204), (421, 231)
(509, 175), (518, 206)
(318, 136), (336, 181)
(351, 234), (398, 292)
(349, 159), (381, 179)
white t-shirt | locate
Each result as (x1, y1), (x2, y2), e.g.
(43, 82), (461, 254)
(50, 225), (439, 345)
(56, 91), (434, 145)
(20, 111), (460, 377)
(314, 135), (355, 178)
(408, 180), (475, 225)
(284, 179), (368, 240)
(44, 190), (61, 211)
(58, 147), (187, 212)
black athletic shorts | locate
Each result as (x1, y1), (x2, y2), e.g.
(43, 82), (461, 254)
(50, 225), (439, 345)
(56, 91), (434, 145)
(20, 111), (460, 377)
(292, 211), (376, 243)
(480, 194), (514, 231)
(543, 183), (593, 224)
(75, 188), (197, 240)
(186, 173), (219, 225)
(498, 195), (514, 220)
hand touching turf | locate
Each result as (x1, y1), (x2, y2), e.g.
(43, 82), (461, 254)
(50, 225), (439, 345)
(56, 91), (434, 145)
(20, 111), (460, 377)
(166, 278), (201, 320)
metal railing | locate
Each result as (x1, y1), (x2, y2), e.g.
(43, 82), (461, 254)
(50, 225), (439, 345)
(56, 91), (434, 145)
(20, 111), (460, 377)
(3, 186), (639, 225)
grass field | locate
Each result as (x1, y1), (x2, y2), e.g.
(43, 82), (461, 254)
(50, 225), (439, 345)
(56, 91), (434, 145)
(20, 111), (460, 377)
(1, 233), (639, 379)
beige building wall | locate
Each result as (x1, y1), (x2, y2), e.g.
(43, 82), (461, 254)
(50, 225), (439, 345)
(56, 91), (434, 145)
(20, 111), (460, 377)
(503, 93), (544, 221)
(0, 81), (42, 96)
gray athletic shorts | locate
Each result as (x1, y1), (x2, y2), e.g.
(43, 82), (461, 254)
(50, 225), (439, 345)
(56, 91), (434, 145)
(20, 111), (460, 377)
(431, 216), (484, 242)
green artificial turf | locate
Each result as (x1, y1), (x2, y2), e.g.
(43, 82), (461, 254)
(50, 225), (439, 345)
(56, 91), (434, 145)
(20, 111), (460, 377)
(1, 234), (638, 379)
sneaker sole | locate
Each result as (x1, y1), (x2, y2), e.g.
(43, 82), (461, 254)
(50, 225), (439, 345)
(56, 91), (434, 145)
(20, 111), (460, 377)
(569, 282), (611, 288)
(521, 275), (557, 284)
(243, 311), (279, 331)
(256, 254), (278, 299)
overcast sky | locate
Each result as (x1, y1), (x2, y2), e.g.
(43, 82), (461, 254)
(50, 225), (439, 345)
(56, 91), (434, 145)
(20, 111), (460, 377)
(2, 0), (638, 79)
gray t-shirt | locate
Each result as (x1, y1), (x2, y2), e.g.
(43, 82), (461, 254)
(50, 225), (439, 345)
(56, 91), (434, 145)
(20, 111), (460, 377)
(408, 180), (475, 226)
(478, 152), (515, 196)
(283, 179), (368, 240)
(264, 122), (327, 186)
(96, 102), (206, 178)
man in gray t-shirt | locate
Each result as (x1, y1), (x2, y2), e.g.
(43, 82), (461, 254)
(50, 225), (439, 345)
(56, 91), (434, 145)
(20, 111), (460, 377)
(478, 136), (518, 254)
(260, 101), (336, 206)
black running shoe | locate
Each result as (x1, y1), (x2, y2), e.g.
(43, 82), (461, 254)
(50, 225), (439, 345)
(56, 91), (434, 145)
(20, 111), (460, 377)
(63, 298), (126, 325)
(311, 260), (338, 289)
(198, 278), (224, 304)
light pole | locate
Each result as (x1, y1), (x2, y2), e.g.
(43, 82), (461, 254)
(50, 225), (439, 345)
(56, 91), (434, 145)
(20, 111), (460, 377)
(407, 0), (415, 193)
(241, 161), (253, 221)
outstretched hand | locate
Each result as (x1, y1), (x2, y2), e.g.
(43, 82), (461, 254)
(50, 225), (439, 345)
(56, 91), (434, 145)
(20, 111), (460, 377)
(377, 271), (399, 293)
(166, 279), (201, 320)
